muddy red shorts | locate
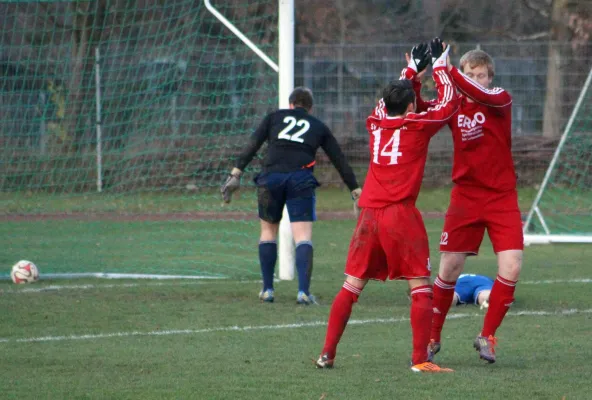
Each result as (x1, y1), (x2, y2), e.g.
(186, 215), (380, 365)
(344, 203), (432, 281)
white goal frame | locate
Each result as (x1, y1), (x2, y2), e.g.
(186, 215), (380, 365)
(205, 0), (296, 279)
(523, 66), (592, 245)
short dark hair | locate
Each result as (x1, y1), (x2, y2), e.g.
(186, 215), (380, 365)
(382, 79), (415, 116)
(289, 87), (313, 110)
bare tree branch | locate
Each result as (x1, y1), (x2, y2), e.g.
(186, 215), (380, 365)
(506, 31), (550, 40)
(522, 0), (550, 18)
(438, 1), (465, 36)
(456, 21), (549, 41)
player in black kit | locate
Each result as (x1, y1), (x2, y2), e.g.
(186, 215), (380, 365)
(221, 87), (361, 304)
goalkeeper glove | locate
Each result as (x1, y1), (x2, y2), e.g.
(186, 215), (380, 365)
(407, 42), (430, 74)
(351, 188), (362, 218)
(430, 37), (450, 69)
(221, 167), (242, 203)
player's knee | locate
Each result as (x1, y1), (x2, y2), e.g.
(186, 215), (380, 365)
(499, 260), (521, 281)
(260, 220), (279, 241)
(498, 250), (522, 280)
(291, 221), (313, 242)
(439, 253), (466, 278)
(408, 277), (430, 289)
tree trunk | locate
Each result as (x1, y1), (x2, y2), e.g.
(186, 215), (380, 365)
(65, 1), (106, 149)
(543, 0), (570, 138)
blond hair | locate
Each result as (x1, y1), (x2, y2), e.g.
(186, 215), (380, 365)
(459, 50), (495, 77)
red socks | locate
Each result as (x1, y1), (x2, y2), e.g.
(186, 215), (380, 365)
(320, 273), (516, 365)
(321, 282), (437, 365)
(410, 285), (434, 365)
(481, 275), (517, 337)
(430, 276), (456, 343)
(321, 282), (361, 359)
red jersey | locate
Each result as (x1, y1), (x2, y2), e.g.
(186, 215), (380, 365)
(416, 66), (517, 192)
(359, 67), (459, 208)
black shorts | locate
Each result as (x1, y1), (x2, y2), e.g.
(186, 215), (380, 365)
(254, 170), (320, 223)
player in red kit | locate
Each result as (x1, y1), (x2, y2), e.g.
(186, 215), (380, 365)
(417, 48), (524, 364)
(315, 39), (458, 373)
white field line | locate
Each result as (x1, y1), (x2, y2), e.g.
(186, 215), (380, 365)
(521, 278), (592, 284)
(0, 280), (264, 293)
(2, 277), (591, 294)
(11, 273), (228, 280)
(0, 308), (590, 344)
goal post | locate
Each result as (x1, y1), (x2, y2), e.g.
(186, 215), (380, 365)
(523, 65), (592, 245)
(206, 0), (296, 279)
(277, 0), (296, 280)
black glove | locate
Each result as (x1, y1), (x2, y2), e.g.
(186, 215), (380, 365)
(430, 37), (450, 69)
(221, 168), (242, 203)
(408, 42), (431, 73)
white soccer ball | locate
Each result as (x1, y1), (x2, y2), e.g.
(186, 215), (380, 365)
(11, 260), (39, 284)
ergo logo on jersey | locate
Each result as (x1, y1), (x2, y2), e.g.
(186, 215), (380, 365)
(458, 111), (486, 129)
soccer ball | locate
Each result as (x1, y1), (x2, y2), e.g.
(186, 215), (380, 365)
(11, 260), (39, 284)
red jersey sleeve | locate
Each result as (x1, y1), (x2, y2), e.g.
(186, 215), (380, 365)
(414, 81), (438, 114)
(403, 67), (459, 136)
(370, 98), (387, 121)
(449, 66), (512, 110)
(372, 68), (422, 120)
(398, 66), (440, 114)
(399, 66), (415, 80)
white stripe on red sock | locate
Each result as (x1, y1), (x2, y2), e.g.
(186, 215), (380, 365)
(410, 286), (433, 296)
(434, 277), (455, 290)
(496, 275), (517, 287)
(343, 282), (362, 295)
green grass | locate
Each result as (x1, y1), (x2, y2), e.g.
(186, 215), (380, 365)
(1, 217), (591, 399)
(2, 219), (262, 278)
(0, 186), (540, 214)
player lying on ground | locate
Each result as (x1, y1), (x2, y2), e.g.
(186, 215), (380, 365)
(221, 87), (362, 305)
(315, 39), (459, 373)
(408, 273), (493, 309)
(451, 274), (493, 309)
(409, 43), (524, 364)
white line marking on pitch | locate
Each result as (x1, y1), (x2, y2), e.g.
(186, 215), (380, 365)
(0, 280), (264, 294)
(521, 278), (592, 284)
(2, 277), (590, 294)
(0, 308), (590, 344)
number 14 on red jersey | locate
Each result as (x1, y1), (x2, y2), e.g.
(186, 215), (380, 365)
(372, 128), (402, 165)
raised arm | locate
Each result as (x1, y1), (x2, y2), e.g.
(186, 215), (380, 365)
(401, 66), (438, 114)
(369, 43), (434, 120)
(449, 65), (512, 108)
(401, 43), (436, 113)
(405, 40), (459, 134)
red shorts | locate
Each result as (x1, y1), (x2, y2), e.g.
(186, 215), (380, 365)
(344, 203), (431, 281)
(440, 186), (524, 254)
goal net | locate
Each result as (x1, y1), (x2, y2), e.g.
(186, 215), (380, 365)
(0, 1), (279, 279)
(523, 66), (592, 244)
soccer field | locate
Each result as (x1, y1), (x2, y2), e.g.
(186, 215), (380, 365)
(1, 216), (591, 399)
(2, 0), (591, 397)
